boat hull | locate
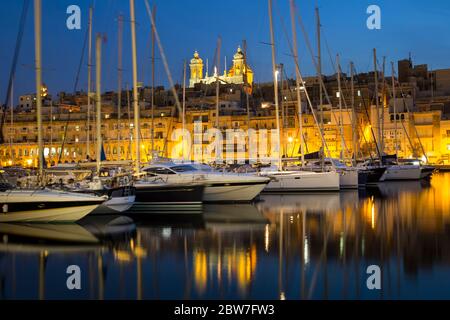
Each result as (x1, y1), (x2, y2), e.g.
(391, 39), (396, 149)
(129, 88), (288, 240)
(0, 204), (100, 223)
(203, 182), (268, 202)
(263, 171), (340, 192)
(0, 189), (105, 222)
(339, 170), (358, 189)
(420, 166), (435, 179)
(381, 165), (422, 181)
(134, 183), (204, 205)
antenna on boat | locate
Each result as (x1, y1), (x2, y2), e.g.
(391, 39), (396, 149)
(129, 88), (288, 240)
(95, 34), (102, 176)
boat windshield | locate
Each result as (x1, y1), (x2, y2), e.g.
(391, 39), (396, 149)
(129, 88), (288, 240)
(171, 165), (198, 172)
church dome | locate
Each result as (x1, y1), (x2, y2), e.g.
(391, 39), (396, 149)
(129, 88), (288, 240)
(190, 51), (203, 64)
(233, 46), (244, 60)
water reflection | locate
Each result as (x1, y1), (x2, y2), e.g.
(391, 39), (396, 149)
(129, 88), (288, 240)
(1, 174), (450, 299)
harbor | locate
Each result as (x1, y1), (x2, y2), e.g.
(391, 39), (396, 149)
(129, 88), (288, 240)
(0, 0), (449, 303)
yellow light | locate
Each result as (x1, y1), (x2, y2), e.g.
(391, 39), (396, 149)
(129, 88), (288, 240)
(287, 137), (293, 143)
(26, 159), (33, 166)
(7, 160), (12, 166)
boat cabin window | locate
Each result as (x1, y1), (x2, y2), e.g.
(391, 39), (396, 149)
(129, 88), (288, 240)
(171, 165), (197, 172)
(144, 167), (176, 175)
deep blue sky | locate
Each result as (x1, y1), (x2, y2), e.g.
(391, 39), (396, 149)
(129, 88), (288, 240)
(1, 0), (450, 105)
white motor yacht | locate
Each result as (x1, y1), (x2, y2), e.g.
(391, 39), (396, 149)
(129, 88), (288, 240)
(260, 169), (340, 192)
(0, 188), (106, 223)
(141, 162), (270, 202)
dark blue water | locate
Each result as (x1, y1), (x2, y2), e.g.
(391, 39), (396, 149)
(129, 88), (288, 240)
(1, 174), (450, 300)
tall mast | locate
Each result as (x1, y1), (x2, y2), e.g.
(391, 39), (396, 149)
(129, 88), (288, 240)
(243, 40), (251, 127)
(373, 48), (381, 154)
(280, 63), (285, 157)
(151, 5), (156, 155)
(391, 62), (398, 159)
(381, 56), (386, 152)
(130, 0), (140, 173)
(289, 0), (304, 167)
(50, 99), (53, 166)
(9, 77), (14, 165)
(34, 0), (43, 178)
(350, 62), (357, 165)
(182, 60), (186, 161)
(268, 0), (282, 170)
(215, 37), (221, 129)
(126, 83), (132, 159)
(87, 6), (93, 159)
(95, 34), (102, 176)
(336, 54), (344, 160)
(117, 14), (123, 161)
(315, 6), (323, 158)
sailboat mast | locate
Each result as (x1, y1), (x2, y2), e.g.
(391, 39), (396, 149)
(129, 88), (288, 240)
(182, 60), (186, 161)
(34, 0), (43, 178)
(87, 6), (93, 159)
(9, 77), (14, 165)
(130, 0), (140, 173)
(315, 6), (323, 157)
(280, 63), (286, 158)
(151, 5), (156, 155)
(350, 62), (357, 165)
(95, 34), (102, 176)
(336, 54), (344, 160)
(117, 14), (123, 161)
(215, 37), (221, 129)
(373, 48), (381, 154)
(391, 62), (398, 159)
(268, 0), (282, 170)
(243, 40), (251, 127)
(289, 0), (304, 167)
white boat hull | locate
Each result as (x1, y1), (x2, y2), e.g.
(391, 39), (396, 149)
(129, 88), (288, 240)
(380, 165), (422, 181)
(101, 195), (135, 213)
(0, 204), (100, 223)
(0, 189), (105, 222)
(263, 171), (340, 192)
(339, 170), (358, 189)
(203, 183), (267, 202)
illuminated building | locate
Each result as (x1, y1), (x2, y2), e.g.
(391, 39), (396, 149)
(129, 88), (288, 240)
(189, 46), (253, 90)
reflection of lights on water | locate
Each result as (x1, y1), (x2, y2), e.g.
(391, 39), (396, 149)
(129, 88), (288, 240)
(265, 224), (270, 252)
(280, 291), (286, 300)
(162, 227), (172, 239)
(339, 232), (344, 257)
(361, 239), (365, 256)
(371, 202), (375, 229)
(290, 215), (294, 224)
(194, 250), (207, 294)
(303, 237), (309, 265)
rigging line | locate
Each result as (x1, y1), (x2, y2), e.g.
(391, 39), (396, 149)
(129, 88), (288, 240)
(73, 22), (89, 92)
(335, 63), (373, 160)
(352, 65), (382, 158)
(321, 28), (336, 73)
(274, 1), (334, 164)
(143, 0), (183, 118)
(293, 6), (351, 156)
(0, 0), (30, 143)
(391, 72), (428, 161)
(282, 3), (345, 161)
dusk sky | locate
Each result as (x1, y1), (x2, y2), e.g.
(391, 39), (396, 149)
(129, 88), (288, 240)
(1, 0), (450, 105)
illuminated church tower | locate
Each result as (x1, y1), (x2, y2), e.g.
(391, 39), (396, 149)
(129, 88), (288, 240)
(188, 46), (253, 89)
(189, 51), (204, 88)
